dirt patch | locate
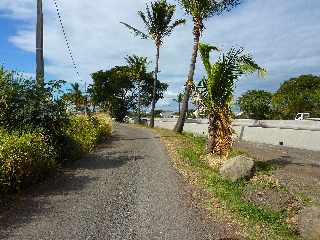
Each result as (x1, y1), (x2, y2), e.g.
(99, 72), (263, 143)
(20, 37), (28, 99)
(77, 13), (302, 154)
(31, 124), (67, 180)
(242, 185), (295, 212)
(234, 140), (320, 205)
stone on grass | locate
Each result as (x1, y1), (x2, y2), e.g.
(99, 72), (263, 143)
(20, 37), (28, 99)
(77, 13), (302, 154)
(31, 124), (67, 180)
(219, 155), (255, 182)
(298, 206), (320, 240)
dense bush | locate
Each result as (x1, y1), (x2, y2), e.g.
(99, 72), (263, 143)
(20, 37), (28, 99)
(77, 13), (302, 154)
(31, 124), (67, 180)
(0, 130), (57, 193)
(64, 114), (112, 157)
(0, 68), (113, 193)
(0, 68), (69, 144)
(0, 114), (112, 193)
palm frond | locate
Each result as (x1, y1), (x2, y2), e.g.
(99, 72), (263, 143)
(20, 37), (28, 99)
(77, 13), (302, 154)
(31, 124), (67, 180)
(164, 19), (186, 36)
(239, 54), (267, 77)
(178, 0), (240, 20)
(199, 43), (220, 74)
(138, 11), (151, 30)
(120, 22), (149, 39)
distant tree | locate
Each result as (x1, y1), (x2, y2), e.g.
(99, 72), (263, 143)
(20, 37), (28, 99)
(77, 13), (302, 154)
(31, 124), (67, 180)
(63, 82), (85, 112)
(121, 0), (185, 128)
(89, 58), (168, 122)
(238, 90), (273, 120)
(89, 66), (133, 121)
(126, 55), (169, 122)
(173, 93), (184, 115)
(272, 75), (320, 119)
(174, 0), (241, 133)
(194, 43), (266, 157)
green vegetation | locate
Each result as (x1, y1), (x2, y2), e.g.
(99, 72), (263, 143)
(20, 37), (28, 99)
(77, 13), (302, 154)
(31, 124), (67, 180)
(121, 0), (185, 128)
(62, 82), (86, 112)
(155, 128), (300, 239)
(194, 43), (266, 156)
(238, 90), (273, 120)
(237, 75), (320, 120)
(272, 74), (320, 119)
(0, 130), (57, 193)
(89, 56), (168, 122)
(0, 68), (112, 194)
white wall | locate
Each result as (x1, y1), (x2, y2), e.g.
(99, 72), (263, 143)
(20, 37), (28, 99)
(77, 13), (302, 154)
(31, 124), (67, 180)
(154, 119), (320, 151)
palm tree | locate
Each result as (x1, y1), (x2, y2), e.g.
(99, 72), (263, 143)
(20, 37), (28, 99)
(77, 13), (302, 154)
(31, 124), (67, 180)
(125, 55), (149, 123)
(173, 93), (184, 115)
(194, 43), (266, 157)
(174, 0), (240, 133)
(65, 82), (84, 112)
(121, 0), (185, 128)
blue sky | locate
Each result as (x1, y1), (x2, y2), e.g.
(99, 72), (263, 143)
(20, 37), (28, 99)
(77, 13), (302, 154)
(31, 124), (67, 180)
(0, 0), (320, 110)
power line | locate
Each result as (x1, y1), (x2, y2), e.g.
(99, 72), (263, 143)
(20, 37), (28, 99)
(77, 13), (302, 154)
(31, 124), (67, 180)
(52, 0), (85, 90)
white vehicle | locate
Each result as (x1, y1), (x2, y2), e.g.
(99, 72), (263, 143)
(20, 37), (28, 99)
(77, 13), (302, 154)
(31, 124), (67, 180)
(295, 112), (310, 120)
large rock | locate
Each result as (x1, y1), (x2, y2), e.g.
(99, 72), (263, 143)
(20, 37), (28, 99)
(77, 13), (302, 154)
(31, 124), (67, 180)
(219, 155), (255, 181)
(298, 206), (320, 240)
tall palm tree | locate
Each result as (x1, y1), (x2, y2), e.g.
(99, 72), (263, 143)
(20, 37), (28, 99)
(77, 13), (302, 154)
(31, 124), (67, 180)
(195, 43), (266, 157)
(173, 93), (184, 115)
(121, 0), (185, 128)
(174, 0), (240, 133)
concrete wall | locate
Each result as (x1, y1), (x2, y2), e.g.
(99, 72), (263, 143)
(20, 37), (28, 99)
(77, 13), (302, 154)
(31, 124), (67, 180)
(154, 119), (320, 151)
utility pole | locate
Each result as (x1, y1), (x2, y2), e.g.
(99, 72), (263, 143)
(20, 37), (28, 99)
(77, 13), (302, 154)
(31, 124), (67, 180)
(36, 0), (44, 87)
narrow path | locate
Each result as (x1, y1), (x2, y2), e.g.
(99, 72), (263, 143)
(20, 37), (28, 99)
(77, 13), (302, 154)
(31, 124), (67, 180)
(0, 125), (232, 240)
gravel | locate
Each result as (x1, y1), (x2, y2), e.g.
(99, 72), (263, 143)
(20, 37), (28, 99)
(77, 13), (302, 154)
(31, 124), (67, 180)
(0, 125), (233, 240)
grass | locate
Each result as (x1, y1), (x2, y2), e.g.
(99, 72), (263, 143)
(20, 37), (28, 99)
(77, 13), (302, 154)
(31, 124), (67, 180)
(153, 127), (301, 240)
(255, 161), (279, 174)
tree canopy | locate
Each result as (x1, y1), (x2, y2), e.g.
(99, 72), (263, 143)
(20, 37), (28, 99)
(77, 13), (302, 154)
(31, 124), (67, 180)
(272, 75), (320, 119)
(121, 0), (185, 47)
(88, 57), (168, 121)
(238, 90), (273, 120)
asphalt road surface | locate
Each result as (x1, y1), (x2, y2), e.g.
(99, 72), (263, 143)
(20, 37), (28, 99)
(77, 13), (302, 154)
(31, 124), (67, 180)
(0, 125), (234, 240)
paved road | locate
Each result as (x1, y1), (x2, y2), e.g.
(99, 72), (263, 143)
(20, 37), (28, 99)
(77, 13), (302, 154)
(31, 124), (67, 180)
(0, 125), (232, 240)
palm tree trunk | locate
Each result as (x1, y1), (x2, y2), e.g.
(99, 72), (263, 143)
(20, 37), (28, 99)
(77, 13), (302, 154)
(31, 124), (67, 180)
(207, 108), (233, 157)
(174, 21), (201, 133)
(178, 102), (181, 115)
(149, 44), (160, 128)
(207, 113), (216, 154)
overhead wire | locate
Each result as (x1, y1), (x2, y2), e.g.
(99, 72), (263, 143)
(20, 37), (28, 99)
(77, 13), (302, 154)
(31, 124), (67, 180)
(52, 0), (87, 93)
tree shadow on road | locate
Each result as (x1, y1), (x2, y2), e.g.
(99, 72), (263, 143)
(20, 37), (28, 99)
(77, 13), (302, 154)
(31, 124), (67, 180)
(0, 136), (144, 238)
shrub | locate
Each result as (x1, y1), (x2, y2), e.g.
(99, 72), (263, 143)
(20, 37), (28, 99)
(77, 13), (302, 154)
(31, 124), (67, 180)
(94, 113), (113, 138)
(0, 68), (113, 193)
(0, 68), (69, 145)
(0, 130), (57, 193)
(62, 113), (112, 161)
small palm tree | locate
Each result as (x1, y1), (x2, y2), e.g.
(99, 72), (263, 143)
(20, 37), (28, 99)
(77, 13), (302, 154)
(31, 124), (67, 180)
(173, 93), (184, 115)
(195, 43), (266, 157)
(174, 0), (240, 133)
(121, 0), (185, 128)
(64, 82), (85, 112)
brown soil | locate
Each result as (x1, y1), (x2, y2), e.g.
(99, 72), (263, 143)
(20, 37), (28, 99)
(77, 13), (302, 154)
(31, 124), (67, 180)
(234, 140), (320, 205)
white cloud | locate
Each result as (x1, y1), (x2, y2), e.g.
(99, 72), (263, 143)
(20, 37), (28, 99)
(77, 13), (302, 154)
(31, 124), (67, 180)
(1, 0), (320, 110)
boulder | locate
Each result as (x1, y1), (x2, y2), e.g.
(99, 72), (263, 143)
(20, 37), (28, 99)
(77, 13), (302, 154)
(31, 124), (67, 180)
(219, 155), (255, 181)
(298, 206), (320, 240)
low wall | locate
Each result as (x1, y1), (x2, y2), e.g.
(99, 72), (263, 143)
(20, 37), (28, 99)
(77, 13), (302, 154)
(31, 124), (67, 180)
(154, 119), (320, 151)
